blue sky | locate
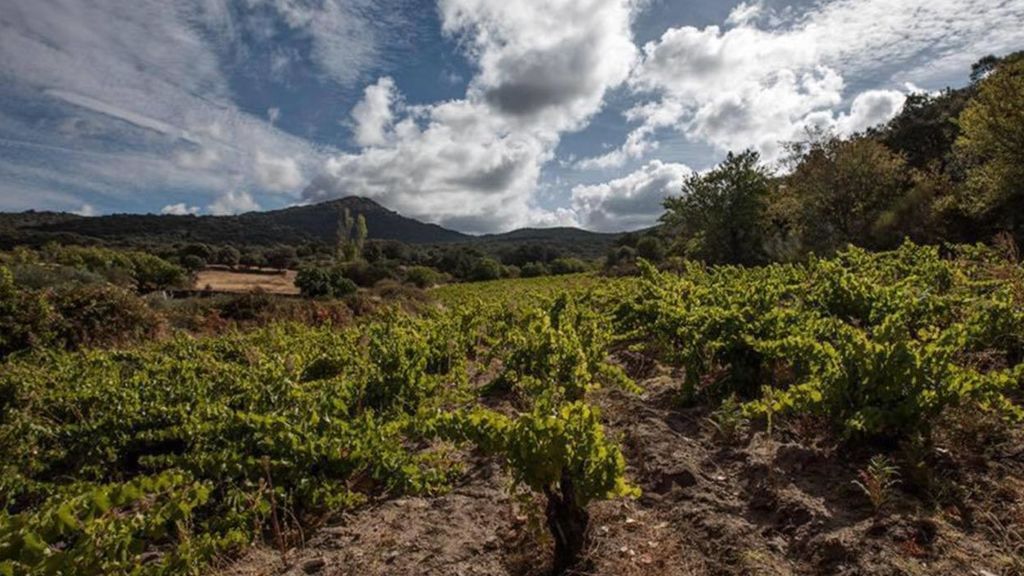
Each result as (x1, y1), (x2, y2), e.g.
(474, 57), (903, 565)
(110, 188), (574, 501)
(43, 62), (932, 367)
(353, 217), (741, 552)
(1, 0), (1023, 233)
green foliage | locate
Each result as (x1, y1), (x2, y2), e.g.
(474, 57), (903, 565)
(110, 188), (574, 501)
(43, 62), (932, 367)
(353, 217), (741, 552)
(435, 403), (636, 507)
(50, 284), (163, 348)
(548, 257), (589, 276)
(0, 471), (213, 576)
(0, 315), (478, 573)
(662, 150), (772, 265)
(404, 266), (442, 288)
(467, 257), (503, 282)
(779, 134), (914, 254)
(852, 455), (901, 515)
(618, 242), (1024, 441)
(0, 266), (56, 359)
(41, 245), (186, 292)
(295, 266), (358, 298)
(955, 54), (1024, 238)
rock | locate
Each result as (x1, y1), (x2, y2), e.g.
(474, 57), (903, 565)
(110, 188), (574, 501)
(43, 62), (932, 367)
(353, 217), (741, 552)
(301, 557), (327, 574)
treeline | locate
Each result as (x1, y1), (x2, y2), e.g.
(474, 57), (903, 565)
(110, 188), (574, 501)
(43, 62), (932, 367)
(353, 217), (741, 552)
(611, 52), (1024, 269)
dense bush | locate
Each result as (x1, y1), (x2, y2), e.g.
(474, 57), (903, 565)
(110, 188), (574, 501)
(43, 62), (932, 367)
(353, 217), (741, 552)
(404, 265), (443, 288)
(295, 266), (358, 298)
(548, 257), (589, 275)
(50, 284), (163, 348)
(617, 242), (1024, 441)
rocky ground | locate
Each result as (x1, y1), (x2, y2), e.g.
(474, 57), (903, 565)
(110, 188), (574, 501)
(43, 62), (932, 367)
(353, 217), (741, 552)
(215, 362), (1024, 576)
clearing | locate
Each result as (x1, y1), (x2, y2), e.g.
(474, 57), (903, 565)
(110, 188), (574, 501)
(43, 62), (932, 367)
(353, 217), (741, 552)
(193, 268), (300, 295)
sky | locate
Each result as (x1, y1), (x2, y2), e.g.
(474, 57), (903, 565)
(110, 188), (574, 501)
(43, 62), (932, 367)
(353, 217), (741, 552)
(1, 0), (1022, 233)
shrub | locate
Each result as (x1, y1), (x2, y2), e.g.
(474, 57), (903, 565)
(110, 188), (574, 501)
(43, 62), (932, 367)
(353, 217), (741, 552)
(404, 266), (443, 288)
(519, 262), (549, 278)
(468, 258), (503, 282)
(549, 257), (588, 275)
(295, 266), (358, 298)
(51, 284), (163, 349)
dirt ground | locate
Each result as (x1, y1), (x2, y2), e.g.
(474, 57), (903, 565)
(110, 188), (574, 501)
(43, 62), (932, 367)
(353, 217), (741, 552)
(213, 360), (1024, 576)
(193, 269), (299, 295)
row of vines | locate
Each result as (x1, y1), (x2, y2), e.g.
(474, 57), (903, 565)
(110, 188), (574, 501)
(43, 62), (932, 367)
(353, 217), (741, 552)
(1, 241), (1022, 574)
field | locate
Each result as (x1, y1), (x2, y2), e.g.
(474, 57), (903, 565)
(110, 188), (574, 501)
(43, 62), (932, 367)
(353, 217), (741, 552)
(193, 268), (300, 295)
(1, 243), (1022, 576)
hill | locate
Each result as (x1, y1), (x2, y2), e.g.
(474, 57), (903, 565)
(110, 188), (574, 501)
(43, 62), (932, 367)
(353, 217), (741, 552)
(0, 197), (622, 259)
(0, 197), (471, 248)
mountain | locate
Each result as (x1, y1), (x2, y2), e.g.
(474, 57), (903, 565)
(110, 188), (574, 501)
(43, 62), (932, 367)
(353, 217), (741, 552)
(0, 198), (619, 257)
(0, 197), (470, 248)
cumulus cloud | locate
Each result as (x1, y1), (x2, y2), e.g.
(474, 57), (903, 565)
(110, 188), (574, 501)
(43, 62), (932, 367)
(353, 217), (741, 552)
(833, 89), (908, 136)
(351, 77), (398, 147)
(304, 0), (637, 232)
(581, 0), (1024, 167)
(571, 160), (691, 232)
(207, 191), (260, 216)
(254, 153), (304, 192)
(160, 203), (200, 216)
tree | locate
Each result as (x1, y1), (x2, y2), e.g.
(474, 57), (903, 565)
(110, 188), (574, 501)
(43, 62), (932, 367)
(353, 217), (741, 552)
(468, 257), (503, 282)
(355, 214), (368, 255)
(180, 254), (205, 273)
(548, 257), (588, 275)
(337, 207), (355, 262)
(781, 135), (912, 254)
(662, 150), (772, 265)
(295, 266), (357, 298)
(215, 246), (241, 267)
(265, 246), (298, 270)
(955, 53), (1024, 241)
(635, 235), (666, 263)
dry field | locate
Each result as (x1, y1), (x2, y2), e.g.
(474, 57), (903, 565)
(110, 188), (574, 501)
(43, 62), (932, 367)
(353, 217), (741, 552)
(193, 268), (300, 295)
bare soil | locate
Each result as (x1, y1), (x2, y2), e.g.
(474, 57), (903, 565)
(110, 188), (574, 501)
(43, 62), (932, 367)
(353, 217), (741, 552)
(194, 269), (299, 295)
(213, 360), (1024, 576)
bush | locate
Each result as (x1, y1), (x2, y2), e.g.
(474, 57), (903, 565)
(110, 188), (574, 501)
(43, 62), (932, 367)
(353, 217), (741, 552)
(295, 266), (358, 298)
(404, 266), (443, 288)
(51, 284), (163, 349)
(180, 254), (206, 272)
(468, 258), (503, 282)
(519, 262), (549, 278)
(0, 266), (56, 359)
(549, 257), (588, 275)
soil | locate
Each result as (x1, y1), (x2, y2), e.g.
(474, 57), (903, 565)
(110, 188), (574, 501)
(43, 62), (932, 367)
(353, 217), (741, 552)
(193, 269), (299, 295)
(213, 359), (1024, 576)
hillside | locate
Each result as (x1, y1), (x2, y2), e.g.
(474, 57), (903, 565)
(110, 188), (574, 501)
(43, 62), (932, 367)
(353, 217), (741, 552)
(0, 198), (622, 260)
(0, 197), (472, 248)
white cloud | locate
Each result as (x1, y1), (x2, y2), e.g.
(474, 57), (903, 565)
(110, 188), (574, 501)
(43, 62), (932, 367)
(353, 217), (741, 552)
(73, 203), (97, 217)
(725, 1), (763, 27)
(0, 0), (381, 211)
(305, 0), (638, 232)
(570, 160), (691, 232)
(254, 152), (304, 192)
(160, 203), (200, 216)
(834, 89), (907, 136)
(248, 0), (393, 86)
(351, 77), (398, 147)
(207, 191), (261, 216)
(583, 0), (1024, 167)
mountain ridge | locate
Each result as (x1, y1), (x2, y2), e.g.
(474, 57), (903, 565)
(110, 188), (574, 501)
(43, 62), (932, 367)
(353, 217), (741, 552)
(0, 197), (622, 254)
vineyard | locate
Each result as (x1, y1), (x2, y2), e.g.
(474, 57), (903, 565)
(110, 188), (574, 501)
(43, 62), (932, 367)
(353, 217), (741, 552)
(1, 242), (1022, 575)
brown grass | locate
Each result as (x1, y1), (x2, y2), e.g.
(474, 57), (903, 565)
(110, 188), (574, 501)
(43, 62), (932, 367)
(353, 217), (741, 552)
(193, 269), (300, 295)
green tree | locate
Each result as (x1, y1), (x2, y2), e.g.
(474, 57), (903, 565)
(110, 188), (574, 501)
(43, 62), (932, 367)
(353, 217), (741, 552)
(355, 214), (368, 256)
(295, 266), (357, 298)
(955, 53), (1024, 240)
(662, 150), (771, 265)
(782, 135), (912, 254)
